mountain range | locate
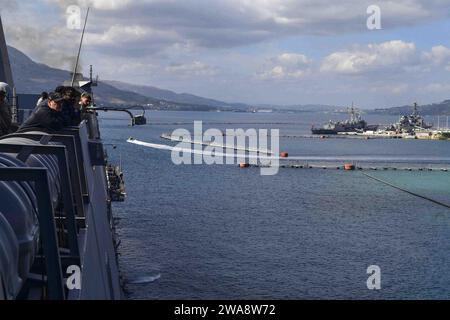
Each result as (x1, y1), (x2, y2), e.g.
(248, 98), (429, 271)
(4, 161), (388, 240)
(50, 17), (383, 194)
(371, 100), (450, 116)
(7, 45), (450, 115)
(6, 45), (337, 112)
(8, 46), (151, 106)
(104, 80), (249, 108)
(7, 45), (248, 110)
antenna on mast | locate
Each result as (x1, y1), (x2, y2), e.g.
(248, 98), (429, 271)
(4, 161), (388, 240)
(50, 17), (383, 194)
(71, 7), (90, 87)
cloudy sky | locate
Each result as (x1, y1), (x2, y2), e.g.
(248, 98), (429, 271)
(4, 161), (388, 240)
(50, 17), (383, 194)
(1, 0), (450, 108)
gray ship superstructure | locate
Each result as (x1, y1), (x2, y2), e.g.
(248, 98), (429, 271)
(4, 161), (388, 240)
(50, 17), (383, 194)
(385, 103), (433, 134)
(312, 105), (378, 135)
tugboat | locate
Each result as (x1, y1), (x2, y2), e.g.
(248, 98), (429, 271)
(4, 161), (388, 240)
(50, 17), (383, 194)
(311, 105), (378, 135)
(385, 103), (432, 134)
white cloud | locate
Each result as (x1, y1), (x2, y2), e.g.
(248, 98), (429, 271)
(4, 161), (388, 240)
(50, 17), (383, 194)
(166, 61), (218, 77)
(424, 45), (450, 70)
(422, 83), (450, 93)
(2, 0), (450, 107)
(48, 0), (131, 10)
(277, 53), (311, 67)
(4, 22), (81, 71)
(321, 40), (418, 74)
(4, 0), (450, 70)
(41, 0), (450, 53)
(86, 25), (180, 47)
(321, 41), (450, 76)
(259, 53), (311, 80)
(369, 83), (410, 95)
(87, 25), (148, 44)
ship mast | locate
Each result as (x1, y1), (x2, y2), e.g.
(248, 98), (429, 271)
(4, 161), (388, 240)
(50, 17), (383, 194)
(412, 102), (418, 116)
(71, 7), (90, 87)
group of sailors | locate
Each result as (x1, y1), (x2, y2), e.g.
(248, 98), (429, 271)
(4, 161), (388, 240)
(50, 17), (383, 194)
(0, 84), (93, 137)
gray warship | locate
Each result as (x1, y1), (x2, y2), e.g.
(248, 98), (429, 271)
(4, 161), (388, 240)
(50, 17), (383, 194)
(311, 105), (379, 135)
(0, 14), (128, 300)
(384, 103), (433, 134)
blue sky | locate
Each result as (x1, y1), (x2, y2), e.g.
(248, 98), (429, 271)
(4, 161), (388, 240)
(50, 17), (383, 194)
(1, 0), (450, 108)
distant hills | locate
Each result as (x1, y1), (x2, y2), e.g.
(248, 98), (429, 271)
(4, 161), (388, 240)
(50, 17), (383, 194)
(7, 45), (450, 115)
(371, 100), (450, 116)
(104, 80), (247, 109)
(7, 45), (246, 110)
(8, 46), (153, 106)
(6, 45), (341, 112)
(256, 104), (341, 112)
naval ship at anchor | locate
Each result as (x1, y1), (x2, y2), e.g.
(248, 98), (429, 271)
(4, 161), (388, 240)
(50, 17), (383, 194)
(384, 103), (433, 134)
(0, 14), (130, 300)
(311, 105), (379, 135)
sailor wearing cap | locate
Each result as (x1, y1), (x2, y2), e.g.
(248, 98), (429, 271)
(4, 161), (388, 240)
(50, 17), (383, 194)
(18, 92), (66, 133)
(80, 92), (92, 109)
(57, 86), (82, 126)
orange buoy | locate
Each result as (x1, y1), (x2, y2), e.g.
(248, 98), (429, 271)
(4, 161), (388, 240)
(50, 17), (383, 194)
(280, 152), (289, 158)
(344, 163), (355, 171)
(239, 163), (250, 168)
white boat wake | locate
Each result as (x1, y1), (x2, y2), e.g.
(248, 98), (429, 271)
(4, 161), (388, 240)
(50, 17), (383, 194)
(128, 274), (161, 285)
(127, 138), (450, 164)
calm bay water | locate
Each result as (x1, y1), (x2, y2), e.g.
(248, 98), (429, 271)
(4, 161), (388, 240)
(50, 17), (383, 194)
(99, 111), (450, 299)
